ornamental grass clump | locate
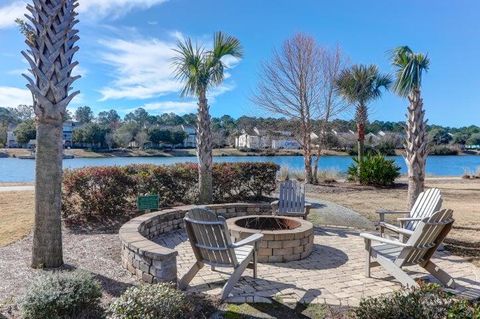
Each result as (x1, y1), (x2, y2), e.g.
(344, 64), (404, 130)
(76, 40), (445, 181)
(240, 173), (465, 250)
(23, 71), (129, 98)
(19, 271), (102, 319)
(108, 284), (192, 319)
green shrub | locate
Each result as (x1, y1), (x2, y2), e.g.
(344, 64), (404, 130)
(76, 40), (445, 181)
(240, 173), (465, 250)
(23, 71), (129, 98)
(430, 145), (459, 155)
(347, 154), (400, 186)
(354, 283), (480, 319)
(19, 271), (102, 319)
(375, 140), (397, 156)
(62, 162), (279, 224)
(108, 284), (192, 319)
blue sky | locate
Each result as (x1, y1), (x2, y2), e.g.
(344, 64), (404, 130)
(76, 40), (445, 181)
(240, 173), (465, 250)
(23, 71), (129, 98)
(0, 0), (478, 127)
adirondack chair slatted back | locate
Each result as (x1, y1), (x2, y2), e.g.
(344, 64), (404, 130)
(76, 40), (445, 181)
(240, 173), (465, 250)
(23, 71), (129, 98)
(278, 180), (305, 214)
(407, 188), (442, 230)
(397, 209), (453, 267)
(184, 208), (238, 267)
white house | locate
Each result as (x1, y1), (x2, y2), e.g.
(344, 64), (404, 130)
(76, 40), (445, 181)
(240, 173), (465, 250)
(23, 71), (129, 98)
(234, 127), (304, 150)
(271, 139), (301, 149)
(6, 124), (18, 148)
(182, 125), (197, 148)
(63, 121), (80, 147)
(6, 121), (80, 148)
(235, 127), (271, 149)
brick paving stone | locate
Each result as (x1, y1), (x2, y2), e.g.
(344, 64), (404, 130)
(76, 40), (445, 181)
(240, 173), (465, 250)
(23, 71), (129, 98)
(156, 226), (480, 305)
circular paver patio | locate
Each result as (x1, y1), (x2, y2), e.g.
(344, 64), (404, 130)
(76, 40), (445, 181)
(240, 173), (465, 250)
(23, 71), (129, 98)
(155, 226), (480, 306)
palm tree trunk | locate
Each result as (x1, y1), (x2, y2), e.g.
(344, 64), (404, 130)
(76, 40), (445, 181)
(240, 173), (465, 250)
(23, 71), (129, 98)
(405, 89), (428, 209)
(197, 90), (213, 203)
(356, 104), (367, 174)
(22, 0), (81, 268)
(32, 119), (64, 268)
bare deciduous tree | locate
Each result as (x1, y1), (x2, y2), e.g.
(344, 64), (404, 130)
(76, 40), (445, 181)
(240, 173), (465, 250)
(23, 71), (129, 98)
(252, 34), (323, 183)
(312, 46), (349, 183)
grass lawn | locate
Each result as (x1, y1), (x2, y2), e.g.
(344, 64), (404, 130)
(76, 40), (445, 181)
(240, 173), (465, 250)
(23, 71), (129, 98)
(0, 191), (34, 247)
(307, 178), (480, 244)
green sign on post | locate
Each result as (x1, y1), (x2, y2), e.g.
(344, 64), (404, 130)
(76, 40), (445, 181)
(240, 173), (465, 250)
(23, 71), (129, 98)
(137, 194), (159, 212)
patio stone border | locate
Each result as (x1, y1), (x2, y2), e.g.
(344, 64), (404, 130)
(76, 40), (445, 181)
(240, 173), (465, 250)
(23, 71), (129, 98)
(119, 203), (272, 284)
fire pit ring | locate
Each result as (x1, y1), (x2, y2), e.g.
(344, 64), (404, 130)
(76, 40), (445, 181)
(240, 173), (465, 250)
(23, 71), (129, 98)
(227, 215), (314, 263)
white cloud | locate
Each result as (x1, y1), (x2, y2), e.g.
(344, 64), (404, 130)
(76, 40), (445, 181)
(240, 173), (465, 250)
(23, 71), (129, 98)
(0, 0), (168, 29)
(0, 86), (31, 107)
(78, 0), (168, 20)
(98, 34), (239, 102)
(0, 1), (27, 29)
(97, 36), (182, 101)
(140, 101), (198, 114)
(72, 65), (88, 78)
(0, 86), (83, 108)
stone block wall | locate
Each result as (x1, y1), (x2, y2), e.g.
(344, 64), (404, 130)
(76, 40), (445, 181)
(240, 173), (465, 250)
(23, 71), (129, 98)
(119, 203), (272, 284)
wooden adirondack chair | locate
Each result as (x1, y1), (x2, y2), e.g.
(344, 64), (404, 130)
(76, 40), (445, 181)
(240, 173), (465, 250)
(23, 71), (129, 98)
(271, 180), (311, 220)
(178, 208), (263, 300)
(361, 209), (455, 288)
(377, 188), (442, 238)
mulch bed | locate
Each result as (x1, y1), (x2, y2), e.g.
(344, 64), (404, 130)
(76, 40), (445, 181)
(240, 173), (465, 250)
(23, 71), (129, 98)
(0, 229), (136, 317)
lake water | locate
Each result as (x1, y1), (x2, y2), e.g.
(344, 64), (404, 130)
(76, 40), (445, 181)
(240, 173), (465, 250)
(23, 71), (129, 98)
(1, 155), (480, 183)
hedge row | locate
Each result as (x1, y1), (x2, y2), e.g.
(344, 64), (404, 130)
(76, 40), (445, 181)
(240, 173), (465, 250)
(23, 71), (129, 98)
(62, 162), (279, 223)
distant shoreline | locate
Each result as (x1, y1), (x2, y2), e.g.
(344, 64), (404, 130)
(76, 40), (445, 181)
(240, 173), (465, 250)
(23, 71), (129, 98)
(1, 147), (479, 159)
(0, 147), (343, 159)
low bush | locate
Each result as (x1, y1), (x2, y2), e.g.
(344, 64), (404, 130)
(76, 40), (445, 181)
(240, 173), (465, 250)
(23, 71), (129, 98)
(62, 162), (279, 224)
(354, 283), (480, 319)
(107, 284), (193, 319)
(347, 154), (400, 186)
(430, 145), (459, 155)
(348, 142), (396, 156)
(19, 271), (102, 319)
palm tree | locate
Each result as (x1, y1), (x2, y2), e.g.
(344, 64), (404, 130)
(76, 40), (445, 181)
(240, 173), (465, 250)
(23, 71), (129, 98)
(335, 64), (391, 167)
(390, 46), (430, 209)
(20, 0), (81, 268)
(172, 32), (243, 203)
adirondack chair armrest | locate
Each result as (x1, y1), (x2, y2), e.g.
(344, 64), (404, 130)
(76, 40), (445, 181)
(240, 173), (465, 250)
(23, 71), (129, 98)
(376, 209), (410, 215)
(376, 209), (410, 222)
(271, 200), (279, 214)
(378, 222), (415, 236)
(397, 217), (422, 222)
(360, 232), (410, 247)
(232, 233), (264, 248)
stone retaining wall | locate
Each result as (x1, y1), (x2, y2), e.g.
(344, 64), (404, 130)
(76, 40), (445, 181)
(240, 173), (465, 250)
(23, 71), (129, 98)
(119, 203), (272, 284)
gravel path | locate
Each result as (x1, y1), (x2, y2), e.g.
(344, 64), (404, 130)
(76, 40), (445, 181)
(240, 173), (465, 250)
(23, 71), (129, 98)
(0, 230), (136, 314)
(306, 197), (376, 230)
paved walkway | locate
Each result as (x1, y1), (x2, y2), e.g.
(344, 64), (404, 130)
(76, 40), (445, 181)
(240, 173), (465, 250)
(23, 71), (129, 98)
(0, 185), (34, 192)
(156, 227), (480, 306)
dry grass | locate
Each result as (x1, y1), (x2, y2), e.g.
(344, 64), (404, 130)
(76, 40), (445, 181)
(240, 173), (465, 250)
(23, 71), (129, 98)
(0, 191), (34, 247)
(1, 178), (479, 248)
(309, 178), (480, 244)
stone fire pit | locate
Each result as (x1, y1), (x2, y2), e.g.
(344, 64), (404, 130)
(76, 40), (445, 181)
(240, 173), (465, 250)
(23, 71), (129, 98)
(227, 215), (314, 263)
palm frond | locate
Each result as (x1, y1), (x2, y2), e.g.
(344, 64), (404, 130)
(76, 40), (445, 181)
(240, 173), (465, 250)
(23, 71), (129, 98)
(172, 32), (243, 97)
(212, 31), (244, 60)
(390, 46), (429, 97)
(335, 64), (390, 105)
(171, 37), (206, 97)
